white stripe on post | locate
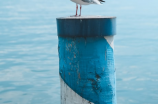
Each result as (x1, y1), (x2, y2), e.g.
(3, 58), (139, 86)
(60, 77), (94, 104)
(104, 36), (114, 49)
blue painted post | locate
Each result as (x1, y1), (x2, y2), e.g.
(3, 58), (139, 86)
(57, 16), (116, 104)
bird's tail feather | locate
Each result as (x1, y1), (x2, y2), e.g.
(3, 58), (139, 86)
(99, 0), (105, 2)
(93, 0), (105, 5)
(93, 0), (101, 4)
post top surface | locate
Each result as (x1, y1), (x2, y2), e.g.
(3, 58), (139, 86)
(57, 16), (116, 19)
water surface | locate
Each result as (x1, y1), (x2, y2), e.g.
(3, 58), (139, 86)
(0, 0), (158, 104)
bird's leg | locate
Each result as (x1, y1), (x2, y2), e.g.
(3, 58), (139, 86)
(79, 5), (82, 16)
(75, 4), (78, 16)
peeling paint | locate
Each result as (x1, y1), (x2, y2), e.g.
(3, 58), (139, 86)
(59, 36), (116, 104)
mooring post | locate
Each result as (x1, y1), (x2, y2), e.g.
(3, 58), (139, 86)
(57, 16), (116, 104)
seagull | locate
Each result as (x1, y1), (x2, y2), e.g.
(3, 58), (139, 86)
(71, 0), (105, 16)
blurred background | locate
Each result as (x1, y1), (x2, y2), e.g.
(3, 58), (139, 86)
(0, 0), (158, 104)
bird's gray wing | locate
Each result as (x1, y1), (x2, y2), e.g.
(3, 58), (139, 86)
(82, 0), (94, 3)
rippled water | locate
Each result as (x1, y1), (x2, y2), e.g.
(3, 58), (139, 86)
(0, 0), (158, 104)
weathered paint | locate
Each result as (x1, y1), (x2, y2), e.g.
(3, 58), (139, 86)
(58, 37), (116, 104)
(60, 76), (94, 104)
(57, 16), (116, 104)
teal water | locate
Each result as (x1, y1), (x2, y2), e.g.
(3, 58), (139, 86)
(0, 0), (158, 104)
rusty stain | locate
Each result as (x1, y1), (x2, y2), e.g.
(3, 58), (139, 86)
(95, 74), (100, 79)
(69, 72), (70, 75)
(96, 74), (101, 80)
(105, 51), (107, 60)
(69, 47), (71, 52)
(78, 73), (81, 79)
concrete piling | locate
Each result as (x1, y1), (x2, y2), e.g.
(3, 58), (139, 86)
(57, 16), (116, 104)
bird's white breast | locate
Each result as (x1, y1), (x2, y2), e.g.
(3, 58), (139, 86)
(71, 0), (90, 5)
